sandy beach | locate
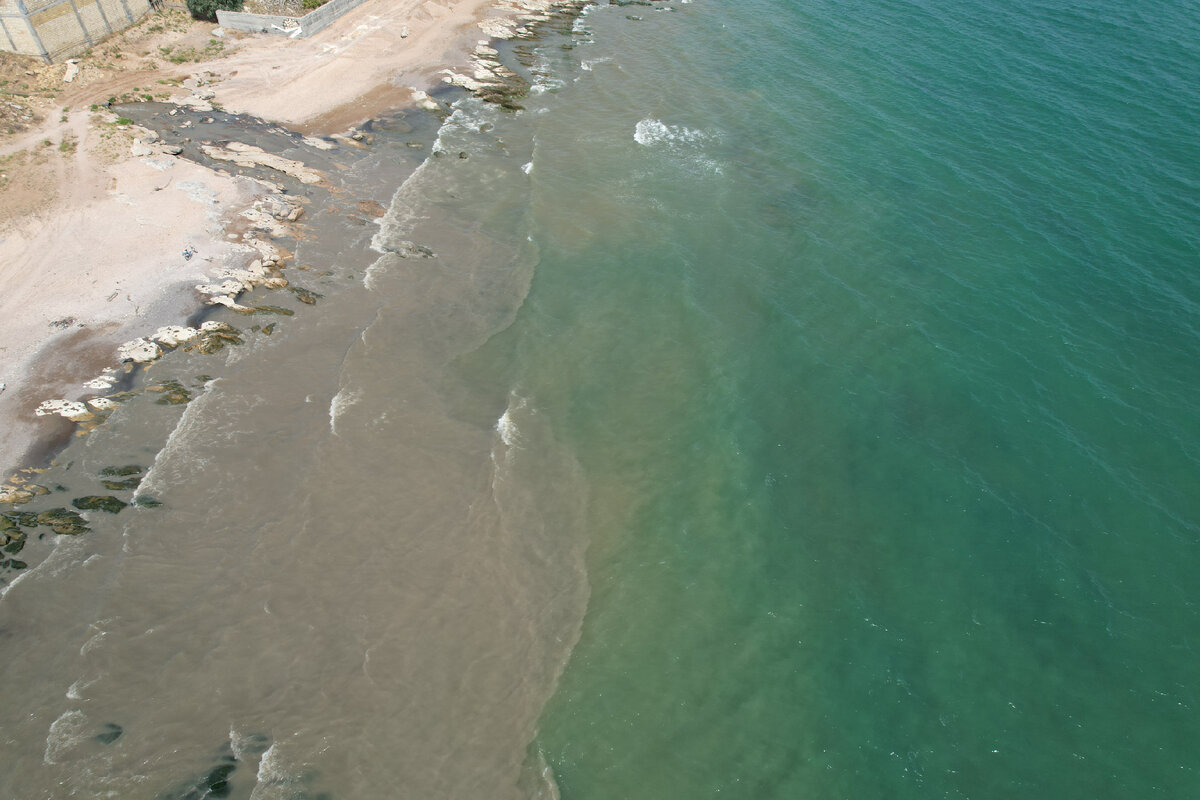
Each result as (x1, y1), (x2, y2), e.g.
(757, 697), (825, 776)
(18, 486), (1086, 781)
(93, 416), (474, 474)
(0, 0), (550, 483)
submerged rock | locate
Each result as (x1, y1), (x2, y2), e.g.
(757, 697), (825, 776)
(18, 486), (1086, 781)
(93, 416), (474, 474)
(72, 496), (128, 514)
(95, 723), (123, 745)
(236, 304), (295, 317)
(288, 286), (322, 305)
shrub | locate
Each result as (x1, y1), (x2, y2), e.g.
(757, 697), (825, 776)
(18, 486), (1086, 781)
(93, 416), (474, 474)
(186, 0), (243, 22)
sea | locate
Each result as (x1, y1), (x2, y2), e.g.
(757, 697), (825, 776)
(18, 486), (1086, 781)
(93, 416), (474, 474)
(2, 0), (1199, 797)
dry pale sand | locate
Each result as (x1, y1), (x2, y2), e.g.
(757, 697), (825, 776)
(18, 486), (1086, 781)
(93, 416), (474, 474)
(0, 0), (534, 480)
(208, 0), (503, 133)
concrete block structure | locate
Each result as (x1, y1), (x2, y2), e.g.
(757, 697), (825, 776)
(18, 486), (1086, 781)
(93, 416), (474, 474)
(217, 0), (369, 39)
(0, 0), (155, 62)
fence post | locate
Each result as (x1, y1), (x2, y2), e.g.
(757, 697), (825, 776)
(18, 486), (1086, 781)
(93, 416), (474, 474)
(66, 0), (94, 47)
(16, 1), (51, 61)
(0, 16), (18, 52)
(93, 0), (114, 34)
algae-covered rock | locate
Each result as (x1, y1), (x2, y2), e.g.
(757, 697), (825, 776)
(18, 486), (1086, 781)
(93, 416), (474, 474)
(72, 496), (128, 514)
(262, 323), (277, 336)
(147, 380), (192, 406)
(36, 508), (89, 535)
(0, 514), (15, 532)
(102, 476), (142, 491)
(1, 558), (28, 570)
(101, 465), (144, 477)
(134, 496), (163, 508)
(235, 304), (295, 317)
(9, 511), (39, 528)
(0, 483), (51, 504)
(2, 529), (26, 554)
(288, 286), (322, 305)
(185, 322), (244, 355)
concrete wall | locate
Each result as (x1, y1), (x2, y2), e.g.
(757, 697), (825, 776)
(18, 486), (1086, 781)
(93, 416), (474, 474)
(0, 0), (153, 61)
(217, 0), (368, 38)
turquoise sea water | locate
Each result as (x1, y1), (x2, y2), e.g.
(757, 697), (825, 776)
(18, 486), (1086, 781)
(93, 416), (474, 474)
(467, 0), (1200, 796)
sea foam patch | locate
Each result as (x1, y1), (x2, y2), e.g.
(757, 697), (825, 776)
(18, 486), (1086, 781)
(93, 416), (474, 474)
(633, 118), (708, 146)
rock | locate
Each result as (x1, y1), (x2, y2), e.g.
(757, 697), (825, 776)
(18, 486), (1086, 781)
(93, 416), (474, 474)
(184, 322), (244, 355)
(87, 397), (121, 412)
(288, 286), (321, 305)
(159, 144), (184, 156)
(100, 465), (143, 477)
(379, 240), (435, 258)
(133, 495), (162, 508)
(63, 60), (81, 83)
(35, 399), (96, 421)
(153, 326), (200, 347)
(146, 379), (192, 405)
(101, 476), (141, 491)
(72, 496), (128, 514)
(36, 508), (89, 535)
(118, 338), (162, 363)
(1, 528), (26, 554)
(200, 143), (324, 184)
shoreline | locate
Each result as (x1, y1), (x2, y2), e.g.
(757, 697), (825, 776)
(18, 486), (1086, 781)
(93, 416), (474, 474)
(0, 0), (585, 487)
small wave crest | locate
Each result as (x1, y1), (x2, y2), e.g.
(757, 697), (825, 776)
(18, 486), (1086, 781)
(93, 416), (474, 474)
(329, 386), (361, 436)
(136, 378), (220, 502)
(495, 391), (530, 450)
(634, 117), (709, 146)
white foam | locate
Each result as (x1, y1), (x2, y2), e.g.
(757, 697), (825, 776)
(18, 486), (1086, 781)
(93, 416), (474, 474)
(522, 161), (534, 175)
(495, 393), (528, 448)
(329, 387), (361, 435)
(44, 709), (87, 765)
(249, 742), (300, 800)
(66, 677), (97, 700)
(634, 118), (708, 146)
